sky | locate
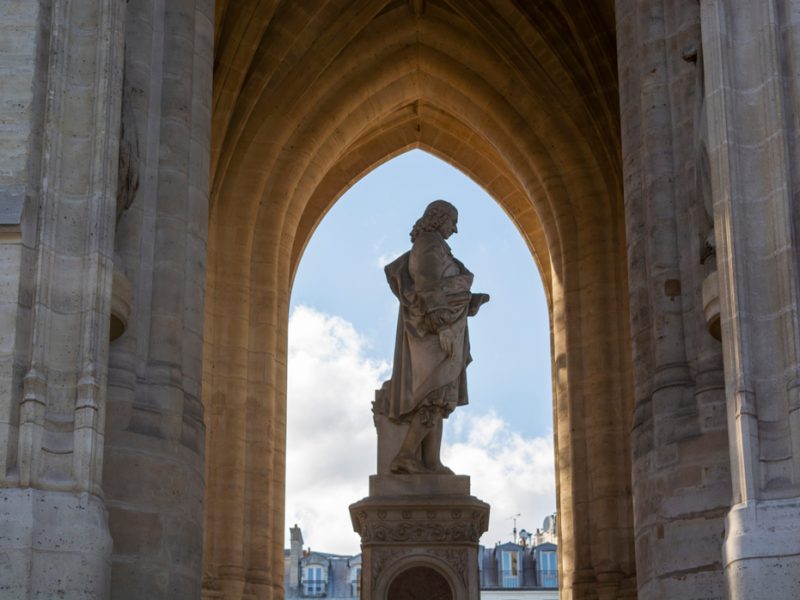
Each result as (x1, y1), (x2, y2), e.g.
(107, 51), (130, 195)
(285, 149), (555, 554)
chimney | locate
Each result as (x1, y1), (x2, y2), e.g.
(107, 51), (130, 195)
(289, 525), (304, 589)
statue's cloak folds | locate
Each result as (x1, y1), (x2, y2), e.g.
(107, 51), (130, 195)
(383, 231), (473, 423)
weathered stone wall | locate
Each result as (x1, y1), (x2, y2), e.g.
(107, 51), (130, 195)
(0, 0), (125, 596)
(102, 0), (213, 598)
(618, 0), (800, 598)
(700, 1), (800, 597)
(0, 0), (45, 486)
(616, 2), (732, 599)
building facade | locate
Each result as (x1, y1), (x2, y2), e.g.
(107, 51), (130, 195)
(284, 520), (559, 600)
(284, 526), (362, 600)
(478, 542), (558, 596)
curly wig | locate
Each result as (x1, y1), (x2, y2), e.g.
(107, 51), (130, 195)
(410, 200), (458, 242)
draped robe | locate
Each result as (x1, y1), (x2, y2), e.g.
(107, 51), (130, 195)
(383, 231), (474, 423)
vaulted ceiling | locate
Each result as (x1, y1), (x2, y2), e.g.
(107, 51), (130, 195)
(204, 4), (630, 594)
(209, 0), (621, 296)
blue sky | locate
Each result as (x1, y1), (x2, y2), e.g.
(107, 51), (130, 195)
(285, 149), (555, 553)
(291, 150), (552, 436)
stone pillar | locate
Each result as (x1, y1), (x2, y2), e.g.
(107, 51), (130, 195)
(0, 0), (125, 597)
(350, 475), (489, 600)
(101, 0), (213, 598)
(617, 1), (733, 598)
(700, 1), (800, 597)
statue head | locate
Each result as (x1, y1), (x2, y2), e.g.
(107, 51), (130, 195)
(410, 200), (458, 242)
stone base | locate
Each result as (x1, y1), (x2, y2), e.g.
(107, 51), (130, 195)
(723, 498), (800, 598)
(0, 488), (112, 599)
(350, 476), (489, 600)
(370, 473), (470, 496)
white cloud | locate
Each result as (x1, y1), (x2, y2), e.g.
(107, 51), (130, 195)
(442, 411), (556, 546)
(286, 306), (390, 554)
(375, 250), (403, 269)
(285, 306), (556, 555)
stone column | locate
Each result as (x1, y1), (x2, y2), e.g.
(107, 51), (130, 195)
(0, 0), (125, 597)
(700, 1), (800, 597)
(617, 1), (733, 598)
(101, 0), (213, 598)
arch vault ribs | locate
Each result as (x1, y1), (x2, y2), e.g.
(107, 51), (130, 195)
(205, 1), (634, 599)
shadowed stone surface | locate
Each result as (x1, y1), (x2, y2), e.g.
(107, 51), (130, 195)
(388, 566), (453, 600)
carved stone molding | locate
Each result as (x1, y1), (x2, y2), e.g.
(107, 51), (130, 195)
(362, 519), (481, 544)
(430, 548), (468, 585)
(351, 497), (489, 545)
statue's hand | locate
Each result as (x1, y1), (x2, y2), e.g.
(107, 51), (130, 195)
(468, 293), (491, 316)
(438, 327), (456, 357)
(427, 309), (450, 331)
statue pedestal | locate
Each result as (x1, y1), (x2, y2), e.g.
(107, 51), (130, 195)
(349, 474), (489, 600)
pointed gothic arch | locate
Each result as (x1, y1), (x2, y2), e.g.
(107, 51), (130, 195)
(202, 1), (635, 598)
(5, 0), (800, 598)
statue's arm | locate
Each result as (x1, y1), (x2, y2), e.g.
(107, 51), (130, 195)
(410, 234), (487, 335)
(468, 293), (490, 316)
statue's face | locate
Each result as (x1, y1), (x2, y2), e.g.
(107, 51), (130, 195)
(439, 213), (458, 239)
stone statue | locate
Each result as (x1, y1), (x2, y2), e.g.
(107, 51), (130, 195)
(375, 200), (489, 475)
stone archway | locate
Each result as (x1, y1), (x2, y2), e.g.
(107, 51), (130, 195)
(202, 1), (635, 599)
(5, 1), (800, 599)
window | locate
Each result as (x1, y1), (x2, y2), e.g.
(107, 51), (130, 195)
(351, 566), (361, 597)
(303, 565), (326, 596)
(537, 550), (558, 588)
(501, 551), (520, 587)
